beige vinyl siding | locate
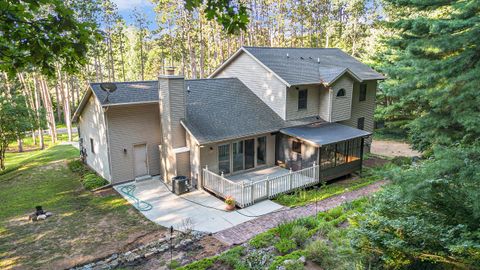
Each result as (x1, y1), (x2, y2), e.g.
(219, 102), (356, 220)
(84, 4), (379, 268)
(318, 87), (331, 121)
(176, 152), (191, 178)
(78, 95), (111, 181)
(186, 133), (201, 187)
(330, 75), (353, 122)
(106, 104), (162, 184)
(199, 133), (276, 181)
(339, 80), (377, 151)
(286, 85), (321, 120)
(213, 52), (288, 119)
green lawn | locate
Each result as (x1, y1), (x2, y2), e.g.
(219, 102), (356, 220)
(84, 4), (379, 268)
(0, 145), (164, 269)
(7, 132), (79, 152)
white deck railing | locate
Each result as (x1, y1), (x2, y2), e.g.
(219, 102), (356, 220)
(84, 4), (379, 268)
(202, 163), (320, 207)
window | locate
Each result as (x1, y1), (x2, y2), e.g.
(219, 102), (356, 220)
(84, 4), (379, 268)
(292, 140), (302, 154)
(257, 136), (267, 165)
(218, 144), (230, 174)
(357, 117), (365, 130)
(359, 83), (367, 101)
(336, 88), (346, 97)
(298, 89), (308, 110)
(90, 138), (95, 154)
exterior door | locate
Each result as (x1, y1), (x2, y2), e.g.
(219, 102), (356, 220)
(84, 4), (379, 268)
(134, 144), (148, 177)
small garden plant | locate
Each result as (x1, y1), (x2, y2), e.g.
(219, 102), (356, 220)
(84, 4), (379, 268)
(68, 159), (108, 190)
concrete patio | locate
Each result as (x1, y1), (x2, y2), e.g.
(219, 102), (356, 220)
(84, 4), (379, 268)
(114, 177), (283, 233)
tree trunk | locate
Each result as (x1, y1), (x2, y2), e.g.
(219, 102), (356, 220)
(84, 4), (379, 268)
(55, 84), (63, 123)
(58, 72), (73, 142)
(17, 137), (23, 153)
(33, 77), (45, 150)
(39, 76), (57, 143)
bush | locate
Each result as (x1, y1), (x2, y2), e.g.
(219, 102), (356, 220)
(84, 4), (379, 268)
(82, 173), (108, 190)
(274, 238), (297, 254)
(68, 159), (87, 175)
(391, 156), (412, 166)
(269, 250), (306, 270)
(290, 225), (309, 246)
(178, 257), (216, 270)
(217, 246), (245, 269)
(249, 231), (276, 248)
(276, 221), (296, 239)
(305, 240), (338, 269)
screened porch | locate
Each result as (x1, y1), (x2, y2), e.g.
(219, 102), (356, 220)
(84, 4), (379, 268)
(277, 122), (370, 181)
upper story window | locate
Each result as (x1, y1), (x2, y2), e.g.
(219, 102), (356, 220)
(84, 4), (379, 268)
(336, 88), (346, 97)
(359, 83), (367, 101)
(298, 89), (308, 110)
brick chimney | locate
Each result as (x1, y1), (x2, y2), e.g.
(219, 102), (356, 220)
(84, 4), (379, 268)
(158, 69), (187, 182)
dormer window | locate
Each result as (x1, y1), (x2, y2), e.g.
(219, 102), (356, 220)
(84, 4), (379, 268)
(336, 88), (346, 97)
(298, 89), (308, 110)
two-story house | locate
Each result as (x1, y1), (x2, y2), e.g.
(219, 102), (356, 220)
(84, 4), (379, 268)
(73, 47), (384, 206)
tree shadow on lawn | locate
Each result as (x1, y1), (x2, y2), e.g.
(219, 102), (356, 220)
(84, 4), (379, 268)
(0, 150), (165, 270)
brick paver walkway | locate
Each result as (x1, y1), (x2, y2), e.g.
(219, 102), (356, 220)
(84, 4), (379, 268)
(213, 180), (388, 245)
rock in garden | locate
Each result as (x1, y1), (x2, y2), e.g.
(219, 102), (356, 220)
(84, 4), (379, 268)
(298, 256), (306, 264)
(37, 214), (47, 220)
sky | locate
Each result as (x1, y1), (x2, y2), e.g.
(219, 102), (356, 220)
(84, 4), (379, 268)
(112, 0), (157, 29)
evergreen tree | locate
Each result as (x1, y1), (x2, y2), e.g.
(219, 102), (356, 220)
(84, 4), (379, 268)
(376, 0), (480, 151)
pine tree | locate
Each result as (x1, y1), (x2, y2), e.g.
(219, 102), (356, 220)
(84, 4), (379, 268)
(378, 0), (480, 151)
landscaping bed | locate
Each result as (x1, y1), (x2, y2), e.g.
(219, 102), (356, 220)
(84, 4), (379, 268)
(273, 158), (390, 208)
(178, 198), (370, 270)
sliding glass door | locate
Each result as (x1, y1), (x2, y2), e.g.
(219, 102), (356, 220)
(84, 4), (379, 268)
(232, 141), (244, 172)
(218, 144), (230, 174)
(245, 139), (255, 169)
(218, 136), (268, 174)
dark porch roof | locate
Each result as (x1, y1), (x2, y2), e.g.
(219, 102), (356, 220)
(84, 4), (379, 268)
(280, 122), (371, 147)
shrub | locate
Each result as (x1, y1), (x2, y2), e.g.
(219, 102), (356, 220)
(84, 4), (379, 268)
(305, 240), (338, 269)
(391, 156), (411, 166)
(275, 238), (297, 254)
(249, 231), (276, 248)
(217, 246), (245, 269)
(269, 250), (306, 270)
(295, 217), (318, 230)
(82, 173), (108, 190)
(178, 257), (216, 270)
(68, 159), (87, 175)
(243, 250), (274, 270)
(276, 221), (296, 239)
(290, 225), (309, 246)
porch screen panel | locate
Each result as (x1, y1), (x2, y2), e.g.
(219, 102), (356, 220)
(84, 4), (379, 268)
(233, 141), (244, 172)
(218, 144), (230, 174)
(257, 136), (267, 165)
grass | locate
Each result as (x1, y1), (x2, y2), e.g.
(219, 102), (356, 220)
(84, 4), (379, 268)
(273, 165), (385, 207)
(7, 133), (79, 152)
(0, 144), (163, 269)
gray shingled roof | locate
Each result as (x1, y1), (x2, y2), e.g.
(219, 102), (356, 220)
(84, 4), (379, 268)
(90, 81), (158, 105)
(280, 122), (371, 146)
(242, 47), (385, 85)
(182, 78), (324, 144)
